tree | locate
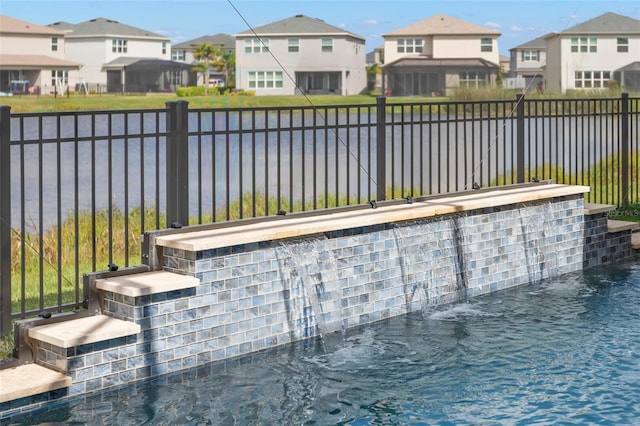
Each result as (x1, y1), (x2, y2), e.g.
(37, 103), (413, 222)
(192, 43), (222, 94)
(214, 50), (236, 89)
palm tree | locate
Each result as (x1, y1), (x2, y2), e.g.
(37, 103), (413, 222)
(192, 42), (222, 94)
(214, 51), (236, 89)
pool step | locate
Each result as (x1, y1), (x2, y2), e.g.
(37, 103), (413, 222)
(0, 363), (71, 403)
(28, 314), (140, 349)
(632, 232), (640, 250)
(95, 270), (199, 297)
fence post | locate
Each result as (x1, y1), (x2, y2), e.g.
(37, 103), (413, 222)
(621, 93), (629, 207)
(165, 100), (190, 228)
(0, 106), (11, 334)
(516, 93), (525, 184)
(376, 96), (387, 201)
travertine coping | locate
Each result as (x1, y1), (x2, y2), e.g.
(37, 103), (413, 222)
(632, 233), (640, 250)
(28, 315), (140, 348)
(0, 364), (71, 403)
(96, 271), (199, 297)
(584, 203), (617, 215)
(155, 184), (590, 252)
(607, 219), (639, 233)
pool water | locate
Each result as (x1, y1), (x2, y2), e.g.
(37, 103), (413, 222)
(9, 262), (640, 425)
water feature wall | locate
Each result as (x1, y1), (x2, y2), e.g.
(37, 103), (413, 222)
(13, 184), (634, 418)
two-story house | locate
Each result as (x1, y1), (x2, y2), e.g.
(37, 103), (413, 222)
(0, 15), (80, 94)
(508, 34), (548, 92)
(545, 12), (640, 93)
(381, 14), (501, 96)
(49, 17), (188, 93)
(235, 14), (367, 96)
(171, 33), (235, 87)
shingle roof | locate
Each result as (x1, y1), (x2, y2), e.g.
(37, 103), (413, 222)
(0, 15), (65, 36)
(0, 54), (81, 68)
(384, 14), (501, 37)
(235, 14), (365, 41)
(510, 34), (550, 51)
(561, 12), (640, 34)
(48, 17), (169, 40)
(173, 34), (235, 50)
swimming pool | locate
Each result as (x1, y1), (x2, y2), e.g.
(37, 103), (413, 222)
(9, 262), (640, 424)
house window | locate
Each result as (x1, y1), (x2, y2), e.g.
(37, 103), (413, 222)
(51, 37), (58, 52)
(397, 38), (423, 54)
(51, 69), (68, 86)
(571, 37), (597, 53)
(481, 38), (493, 52)
(172, 50), (185, 61)
(169, 70), (182, 85)
(247, 71), (283, 89)
(459, 71), (486, 87)
(574, 71), (611, 88)
(112, 39), (128, 53)
(288, 38), (299, 53)
(162, 42), (167, 55)
(321, 38), (333, 53)
(522, 50), (539, 61)
(617, 37), (629, 53)
(244, 38), (269, 53)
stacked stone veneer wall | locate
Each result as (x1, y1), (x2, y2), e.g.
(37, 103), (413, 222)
(8, 194), (599, 408)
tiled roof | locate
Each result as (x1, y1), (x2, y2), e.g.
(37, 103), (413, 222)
(236, 14), (364, 41)
(173, 34), (235, 50)
(48, 17), (169, 40)
(0, 15), (64, 36)
(0, 54), (81, 68)
(384, 14), (501, 37)
(561, 12), (640, 35)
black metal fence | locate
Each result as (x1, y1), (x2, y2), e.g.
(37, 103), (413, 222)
(0, 94), (638, 333)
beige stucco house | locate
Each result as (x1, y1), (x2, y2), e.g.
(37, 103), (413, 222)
(382, 14), (501, 96)
(49, 17), (187, 93)
(0, 15), (80, 95)
(508, 34), (548, 92)
(544, 12), (640, 94)
(235, 14), (367, 96)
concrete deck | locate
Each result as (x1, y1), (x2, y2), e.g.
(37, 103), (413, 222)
(155, 184), (590, 252)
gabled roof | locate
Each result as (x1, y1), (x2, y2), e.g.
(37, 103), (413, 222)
(173, 34), (235, 50)
(0, 15), (65, 36)
(48, 17), (169, 40)
(384, 14), (501, 37)
(559, 12), (640, 35)
(235, 14), (365, 41)
(510, 34), (550, 51)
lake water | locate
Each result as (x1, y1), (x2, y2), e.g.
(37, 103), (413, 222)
(8, 261), (640, 425)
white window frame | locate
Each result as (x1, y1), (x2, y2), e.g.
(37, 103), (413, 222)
(112, 39), (128, 53)
(247, 71), (283, 89)
(571, 37), (597, 53)
(459, 71), (486, 87)
(321, 38), (333, 53)
(172, 50), (185, 61)
(162, 42), (167, 55)
(51, 37), (58, 52)
(168, 70), (182, 85)
(481, 38), (493, 52)
(288, 38), (299, 53)
(617, 37), (629, 53)
(244, 38), (269, 53)
(51, 69), (68, 86)
(397, 38), (423, 54)
(574, 71), (611, 89)
(522, 50), (539, 61)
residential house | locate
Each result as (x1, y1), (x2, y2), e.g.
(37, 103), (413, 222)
(172, 33), (235, 87)
(49, 17), (188, 93)
(366, 46), (384, 91)
(235, 14), (367, 96)
(381, 14), (501, 96)
(544, 12), (640, 93)
(0, 15), (80, 94)
(508, 34), (548, 92)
